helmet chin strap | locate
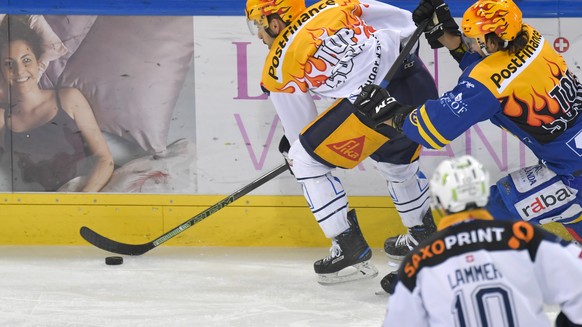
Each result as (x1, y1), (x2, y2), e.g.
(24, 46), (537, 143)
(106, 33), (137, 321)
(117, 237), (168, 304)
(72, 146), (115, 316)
(477, 37), (490, 56)
(264, 27), (278, 39)
(477, 36), (509, 56)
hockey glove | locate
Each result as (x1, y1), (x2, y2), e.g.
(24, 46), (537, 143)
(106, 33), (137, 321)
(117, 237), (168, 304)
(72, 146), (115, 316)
(353, 84), (414, 132)
(412, 0), (459, 49)
(278, 135), (294, 175)
(554, 311), (581, 327)
(380, 271), (398, 295)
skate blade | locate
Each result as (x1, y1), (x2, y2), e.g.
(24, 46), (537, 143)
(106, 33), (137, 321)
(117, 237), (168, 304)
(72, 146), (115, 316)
(385, 253), (406, 262)
(317, 261), (379, 285)
(375, 289), (389, 296)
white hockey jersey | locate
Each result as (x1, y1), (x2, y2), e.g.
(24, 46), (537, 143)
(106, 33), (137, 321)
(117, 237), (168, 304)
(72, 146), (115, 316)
(383, 209), (582, 327)
(260, 0), (417, 144)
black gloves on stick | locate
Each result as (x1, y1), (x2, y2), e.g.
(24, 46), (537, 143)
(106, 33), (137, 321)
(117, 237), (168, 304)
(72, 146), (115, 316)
(412, 0), (459, 49)
(353, 85), (415, 132)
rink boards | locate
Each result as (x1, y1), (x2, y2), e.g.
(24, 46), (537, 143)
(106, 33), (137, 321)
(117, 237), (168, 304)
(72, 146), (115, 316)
(0, 193), (570, 246)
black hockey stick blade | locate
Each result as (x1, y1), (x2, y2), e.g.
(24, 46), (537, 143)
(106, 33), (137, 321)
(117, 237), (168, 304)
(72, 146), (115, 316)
(80, 162), (289, 255)
(380, 19), (430, 88)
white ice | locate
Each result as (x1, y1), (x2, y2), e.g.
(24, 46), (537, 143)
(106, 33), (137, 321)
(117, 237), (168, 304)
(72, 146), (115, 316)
(0, 246), (559, 327)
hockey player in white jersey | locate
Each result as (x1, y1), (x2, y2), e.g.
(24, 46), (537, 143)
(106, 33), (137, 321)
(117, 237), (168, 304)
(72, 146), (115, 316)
(245, 0), (440, 285)
(383, 155), (582, 327)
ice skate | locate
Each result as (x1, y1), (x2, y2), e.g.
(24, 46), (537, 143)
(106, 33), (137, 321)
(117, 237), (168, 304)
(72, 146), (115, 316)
(314, 209), (378, 285)
(384, 210), (436, 260)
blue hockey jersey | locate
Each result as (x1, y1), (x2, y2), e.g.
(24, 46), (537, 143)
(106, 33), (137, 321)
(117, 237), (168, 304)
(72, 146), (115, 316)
(402, 25), (582, 176)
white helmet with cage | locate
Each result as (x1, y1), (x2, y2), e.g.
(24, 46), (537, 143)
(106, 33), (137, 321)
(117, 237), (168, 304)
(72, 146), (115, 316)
(430, 155), (490, 213)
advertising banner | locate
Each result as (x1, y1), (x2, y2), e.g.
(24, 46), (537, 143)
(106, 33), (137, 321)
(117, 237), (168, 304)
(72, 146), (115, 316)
(0, 15), (196, 192)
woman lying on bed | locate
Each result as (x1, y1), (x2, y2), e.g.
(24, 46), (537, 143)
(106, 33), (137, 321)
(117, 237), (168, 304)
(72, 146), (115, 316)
(0, 16), (113, 192)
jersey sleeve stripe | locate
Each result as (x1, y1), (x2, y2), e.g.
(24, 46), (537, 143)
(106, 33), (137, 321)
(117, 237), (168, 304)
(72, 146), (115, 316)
(419, 106), (449, 147)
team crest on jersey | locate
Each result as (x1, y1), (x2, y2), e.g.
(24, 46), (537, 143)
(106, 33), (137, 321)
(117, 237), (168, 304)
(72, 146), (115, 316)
(326, 135), (365, 161)
(409, 109), (419, 126)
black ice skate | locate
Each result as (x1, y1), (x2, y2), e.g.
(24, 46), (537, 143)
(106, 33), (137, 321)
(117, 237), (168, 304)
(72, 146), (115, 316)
(384, 210), (437, 261)
(314, 209), (378, 285)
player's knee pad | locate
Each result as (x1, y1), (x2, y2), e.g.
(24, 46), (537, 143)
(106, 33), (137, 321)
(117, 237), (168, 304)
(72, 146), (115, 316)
(488, 164), (582, 226)
(298, 173), (349, 238)
(288, 140), (332, 179)
(373, 160), (419, 183)
(374, 160), (430, 227)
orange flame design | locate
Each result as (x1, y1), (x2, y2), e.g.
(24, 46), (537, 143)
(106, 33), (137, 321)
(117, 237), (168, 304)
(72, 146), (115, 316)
(281, 0), (369, 92)
(261, 0), (290, 17)
(475, 3), (510, 36)
(502, 57), (563, 127)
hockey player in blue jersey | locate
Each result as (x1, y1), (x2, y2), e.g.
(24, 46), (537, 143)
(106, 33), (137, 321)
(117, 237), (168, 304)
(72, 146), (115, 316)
(354, 0), (582, 247)
(383, 155), (582, 326)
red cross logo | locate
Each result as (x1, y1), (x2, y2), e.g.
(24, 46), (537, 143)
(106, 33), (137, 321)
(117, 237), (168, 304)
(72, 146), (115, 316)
(554, 37), (569, 53)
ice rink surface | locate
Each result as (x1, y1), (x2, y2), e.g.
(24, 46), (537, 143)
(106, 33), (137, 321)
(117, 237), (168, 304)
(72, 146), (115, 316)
(0, 246), (560, 327)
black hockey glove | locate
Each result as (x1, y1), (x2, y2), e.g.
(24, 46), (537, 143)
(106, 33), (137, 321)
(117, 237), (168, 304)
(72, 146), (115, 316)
(353, 84), (414, 132)
(380, 271), (398, 295)
(412, 0), (459, 49)
(278, 134), (294, 175)
(554, 311), (581, 327)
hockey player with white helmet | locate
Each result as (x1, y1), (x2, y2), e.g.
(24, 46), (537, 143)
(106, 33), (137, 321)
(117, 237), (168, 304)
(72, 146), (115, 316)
(245, 0), (440, 284)
(383, 155), (582, 326)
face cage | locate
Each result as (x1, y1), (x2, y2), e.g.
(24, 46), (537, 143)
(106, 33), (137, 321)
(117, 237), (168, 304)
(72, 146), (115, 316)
(247, 19), (259, 35)
(247, 14), (270, 35)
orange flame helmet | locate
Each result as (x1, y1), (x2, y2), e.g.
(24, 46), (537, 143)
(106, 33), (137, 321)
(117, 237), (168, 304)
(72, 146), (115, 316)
(245, 0), (306, 33)
(462, 0), (522, 41)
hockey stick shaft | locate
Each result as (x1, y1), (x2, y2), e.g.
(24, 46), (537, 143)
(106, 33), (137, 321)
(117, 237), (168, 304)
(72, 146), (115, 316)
(380, 19), (429, 88)
(80, 162), (289, 255)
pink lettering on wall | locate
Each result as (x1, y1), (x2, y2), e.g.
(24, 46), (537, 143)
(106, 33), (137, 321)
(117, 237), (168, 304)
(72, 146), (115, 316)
(234, 113), (279, 169)
(233, 42), (268, 100)
(468, 125), (508, 171)
(420, 126), (531, 172)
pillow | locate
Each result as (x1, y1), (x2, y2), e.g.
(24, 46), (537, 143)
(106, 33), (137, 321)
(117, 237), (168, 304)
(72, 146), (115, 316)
(58, 138), (195, 193)
(41, 15), (98, 87)
(0, 14), (68, 101)
(58, 16), (194, 153)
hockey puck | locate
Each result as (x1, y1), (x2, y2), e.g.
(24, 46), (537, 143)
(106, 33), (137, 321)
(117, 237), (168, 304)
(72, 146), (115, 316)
(105, 256), (123, 265)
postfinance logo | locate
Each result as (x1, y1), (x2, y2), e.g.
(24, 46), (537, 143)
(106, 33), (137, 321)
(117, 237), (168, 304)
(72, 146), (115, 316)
(490, 29), (543, 91)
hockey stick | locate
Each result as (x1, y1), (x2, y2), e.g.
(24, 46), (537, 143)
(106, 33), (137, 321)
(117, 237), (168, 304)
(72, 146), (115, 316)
(80, 162), (289, 255)
(379, 19), (430, 88)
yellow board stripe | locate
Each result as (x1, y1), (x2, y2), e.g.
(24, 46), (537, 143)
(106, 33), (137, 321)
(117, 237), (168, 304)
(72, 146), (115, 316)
(0, 194), (570, 246)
